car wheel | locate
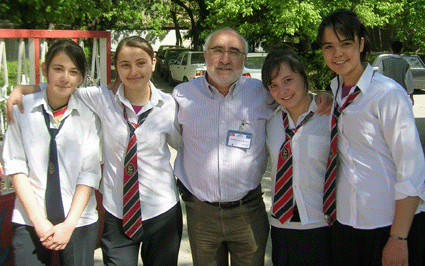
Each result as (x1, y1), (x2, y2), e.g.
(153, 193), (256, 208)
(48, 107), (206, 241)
(183, 77), (189, 83)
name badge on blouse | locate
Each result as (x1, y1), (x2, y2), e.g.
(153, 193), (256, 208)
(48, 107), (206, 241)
(227, 130), (252, 149)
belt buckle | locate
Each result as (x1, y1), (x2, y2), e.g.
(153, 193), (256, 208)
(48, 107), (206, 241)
(218, 200), (242, 209)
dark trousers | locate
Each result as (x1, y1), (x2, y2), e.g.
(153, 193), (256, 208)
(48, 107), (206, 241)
(100, 202), (182, 266)
(271, 225), (331, 266)
(12, 221), (99, 266)
(331, 212), (425, 266)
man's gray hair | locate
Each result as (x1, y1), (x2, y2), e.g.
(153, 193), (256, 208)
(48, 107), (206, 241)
(204, 27), (248, 54)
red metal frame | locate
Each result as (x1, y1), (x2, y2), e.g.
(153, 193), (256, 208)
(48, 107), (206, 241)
(0, 29), (111, 84)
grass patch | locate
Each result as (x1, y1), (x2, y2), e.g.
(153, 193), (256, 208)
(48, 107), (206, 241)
(1, 59), (31, 95)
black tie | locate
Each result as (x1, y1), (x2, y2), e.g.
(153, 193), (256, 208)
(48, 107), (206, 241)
(42, 107), (67, 225)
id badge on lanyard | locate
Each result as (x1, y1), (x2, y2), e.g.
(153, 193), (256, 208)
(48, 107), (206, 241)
(226, 120), (253, 149)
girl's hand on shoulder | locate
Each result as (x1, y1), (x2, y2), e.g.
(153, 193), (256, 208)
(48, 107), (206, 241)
(315, 92), (333, 115)
(108, 76), (122, 95)
(6, 84), (41, 123)
(6, 86), (25, 124)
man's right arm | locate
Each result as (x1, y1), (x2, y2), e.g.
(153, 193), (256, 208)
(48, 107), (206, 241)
(6, 85), (41, 124)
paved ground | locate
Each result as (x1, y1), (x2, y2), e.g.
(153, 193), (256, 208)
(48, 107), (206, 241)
(93, 73), (425, 265)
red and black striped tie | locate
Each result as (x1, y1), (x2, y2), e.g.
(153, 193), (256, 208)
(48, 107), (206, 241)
(123, 107), (151, 239)
(273, 111), (314, 224)
(324, 87), (360, 225)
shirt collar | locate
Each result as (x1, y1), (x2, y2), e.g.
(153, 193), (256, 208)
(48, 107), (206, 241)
(356, 63), (374, 94)
(115, 81), (163, 111)
(274, 93), (317, 119)
(32, 88), (79, 116)
(331, 63), (373, 97)
(203, 72), (243, 98)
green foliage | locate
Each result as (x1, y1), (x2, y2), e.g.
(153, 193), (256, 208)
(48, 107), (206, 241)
(0, 59), (27, 129)
(389, 0), (425, 52)
(0, 0), (105, 29)
(0, 59), (30, 90)
(201, 0), (425, 89)
(300, 48), (332, 92)
(2, 0), (425, 89)
(103, 1), (146, 30)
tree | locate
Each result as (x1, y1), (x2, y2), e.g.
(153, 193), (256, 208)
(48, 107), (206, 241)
(203, 0), (411, 52)
(2, 0), (423, 54)
(142, 0), (188, 46)
(201, 0), (420, 90)
(0, 0), (109, 30)
(388, 0), (425, 53)
(170, 0), (209, 50)
(105, 0), (207, 49)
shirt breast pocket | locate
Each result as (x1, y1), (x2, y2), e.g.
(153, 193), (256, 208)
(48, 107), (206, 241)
(307, 135), (330, 162)
(240, 117), (267, 147)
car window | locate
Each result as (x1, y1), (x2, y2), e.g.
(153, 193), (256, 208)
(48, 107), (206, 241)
(373, 54), (425, 69)
(403, 56), (425, 68)
(182, 54), (188, 65)
(165, 49), (188, 59)
(245, 56), (266, 69)
(157, 50), (166, 58)
(167, 51), (180, 59)
(191, 53), (205, 64)
(176, 54), (184, 65)
(371, 57), (383, 67)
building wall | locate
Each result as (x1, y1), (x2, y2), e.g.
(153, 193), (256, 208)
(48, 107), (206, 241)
(110, 29), (191, 52)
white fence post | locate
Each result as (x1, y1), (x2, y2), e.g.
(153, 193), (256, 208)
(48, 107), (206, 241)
(17, 39), (28, 85)
(40, 39), (48, 83)
(0, 39), (8, 93)
(99, 38), (108, 85)
(0, 39), (8, 135)
(28, 38), (36, 85)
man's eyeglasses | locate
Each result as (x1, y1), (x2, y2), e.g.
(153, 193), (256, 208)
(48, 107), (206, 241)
(208, 47), (246, 60)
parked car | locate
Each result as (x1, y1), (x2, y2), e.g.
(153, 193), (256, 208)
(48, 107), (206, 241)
(156, 45), (182, 57)
(371, 54), (425, 90)
(155, 45), (183, 73)
(169, 51), (206, 84)
(159, 48), (190, 78)
(242, 52), (268, 81)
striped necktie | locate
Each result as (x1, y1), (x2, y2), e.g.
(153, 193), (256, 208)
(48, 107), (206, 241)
(273, 111), (314, 224)
(324, 87), (360, 225)
(122, 107), (152, 239)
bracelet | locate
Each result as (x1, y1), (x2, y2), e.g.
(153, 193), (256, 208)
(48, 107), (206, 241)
(389, 235), (408, 241)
